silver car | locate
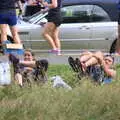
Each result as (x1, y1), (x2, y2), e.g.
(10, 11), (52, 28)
(1, 0), (119, 53)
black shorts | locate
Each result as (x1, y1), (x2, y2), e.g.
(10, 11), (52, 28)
(118, 12), (120, 25)
(47, 10), (62, 27)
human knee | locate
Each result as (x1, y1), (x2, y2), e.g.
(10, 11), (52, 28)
(81, 51), (92, 57)
(80, 51), (93, 62)
(94, 51), (103, 59)
(42, 30), (48, 38)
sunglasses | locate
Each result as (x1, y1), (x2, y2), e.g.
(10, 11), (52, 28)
(104, 58), (113, 63)
(24, 53), (32, 56)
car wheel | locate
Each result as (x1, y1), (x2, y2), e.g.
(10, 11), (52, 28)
(109, 39), (117, 54)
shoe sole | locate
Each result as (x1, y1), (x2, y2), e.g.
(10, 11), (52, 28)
(35, 61), (47, 82)
(68, 56), (79, 72)
(75, 58), (84, 75)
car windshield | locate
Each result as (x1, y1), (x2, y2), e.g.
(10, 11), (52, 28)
(22, 10), (48, 24)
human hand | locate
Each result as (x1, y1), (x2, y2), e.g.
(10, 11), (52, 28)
(25, 67), (33, 72)
(42, 2), (49, 7)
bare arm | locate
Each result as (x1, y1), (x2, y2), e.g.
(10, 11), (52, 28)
(102, 60), (116, 78)
(16, 0), (23, 11)
(19, 61), (36, 68)
(42, 0), (58, 9)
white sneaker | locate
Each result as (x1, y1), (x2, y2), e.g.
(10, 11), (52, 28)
(57, 50), (61, 55)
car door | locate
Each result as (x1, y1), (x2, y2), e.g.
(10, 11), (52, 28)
(90, 5), (117, 50)
(60, 5), (93, 50)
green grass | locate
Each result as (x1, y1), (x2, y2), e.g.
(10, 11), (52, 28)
(0, 64), (120, 120)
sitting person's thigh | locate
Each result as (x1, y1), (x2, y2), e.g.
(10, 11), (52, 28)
(94, 51), (104, 61)
(80, 51), (93, 62)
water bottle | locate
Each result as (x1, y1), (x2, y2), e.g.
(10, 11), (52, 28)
(0, 56), (11, 85)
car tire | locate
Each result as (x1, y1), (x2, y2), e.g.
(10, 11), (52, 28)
(109, 39), (117, 54)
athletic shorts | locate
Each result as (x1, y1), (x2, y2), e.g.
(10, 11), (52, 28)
(0, 12), (17, 26)
(47, 10), (62, 27)
(87, 65), (104, 82)
(103, 77), (112, 84)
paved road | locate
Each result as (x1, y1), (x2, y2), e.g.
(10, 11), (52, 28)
(35, 52), (120, 65)
(0, 51), (119, 65)
(36, 53), (72, 65)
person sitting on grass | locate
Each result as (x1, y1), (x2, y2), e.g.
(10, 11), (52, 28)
(68, 51), (116, 84)
(9, 49), (49, 87)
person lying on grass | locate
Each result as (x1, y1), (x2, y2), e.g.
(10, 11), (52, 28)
(9, 49), (49, 87)
(68, 51), (116, 84)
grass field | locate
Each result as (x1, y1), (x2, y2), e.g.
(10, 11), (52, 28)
(0, 64), (120, 120)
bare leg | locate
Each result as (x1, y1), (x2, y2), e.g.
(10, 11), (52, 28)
(15, 73), (23, 86)
(80, 51), (93, 62)
(93, 51), (104, 61)
(52, 27), (61, 50)
(10, 25), (21, 43)
(84, 51), (103, 67)
(85, 57), (98, 67)
(42, 22), (57, 50)
(0, 24), (8, 42)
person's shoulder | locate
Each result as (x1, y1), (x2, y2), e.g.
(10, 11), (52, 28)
(109, 68), (116, 77)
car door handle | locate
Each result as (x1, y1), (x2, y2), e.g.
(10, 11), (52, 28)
(79, 26), (90, 29)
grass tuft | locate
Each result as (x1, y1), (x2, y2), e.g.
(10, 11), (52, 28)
(0, 64), (120, 120)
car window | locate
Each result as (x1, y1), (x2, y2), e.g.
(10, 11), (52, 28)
(61, 5), (92, 23)
(61, 5), (111, 23)
(90, 5), (111, 22)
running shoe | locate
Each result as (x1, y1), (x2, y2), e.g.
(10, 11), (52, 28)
(68, 56), (79, 72)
